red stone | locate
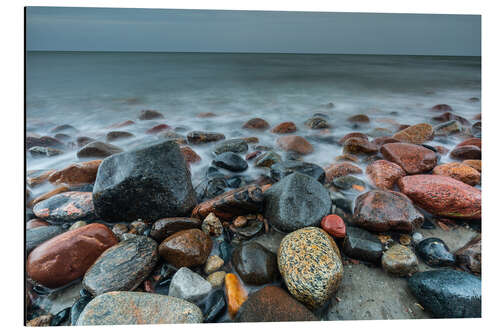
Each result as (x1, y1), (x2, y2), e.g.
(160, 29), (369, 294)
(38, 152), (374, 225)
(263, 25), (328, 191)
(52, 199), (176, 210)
(372, 136), (401, 147)
(338, 132), (368, 145)
(276, 135), (314, 155)
(146, 124), (171, 134)
(398, 175), (481, 219)
(271, 122), (297, 134)
(456, 138), (481, 149)
(366, 159), (406, 190)
(27, 223), (118, 288)
(242, 118), (270, 130)
(380, 142), (437, 174)
(321, 215), (346, 238)
(450, 145), (481, 160)
(324, 162), (362, 182)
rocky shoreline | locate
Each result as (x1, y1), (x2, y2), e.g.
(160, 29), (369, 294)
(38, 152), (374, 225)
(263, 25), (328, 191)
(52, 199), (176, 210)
(26, 103), (481, 325)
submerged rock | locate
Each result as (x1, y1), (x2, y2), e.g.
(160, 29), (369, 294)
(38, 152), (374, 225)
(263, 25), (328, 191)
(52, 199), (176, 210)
(242, 118), (270, 130)
(83, 236), (158, 296)
(264, 173), (331, 232)
(236, 286), (317, 322)
(278, 227), (343, 308)
(342, 137), (378, 155)
(254, 151), (282, 168)
(77, 141), (123, 159)
(201, 290), (227, 323)
(353, 190), (423, 233)
(212, 152), (248, 172)
(271, 121), (297, 134)
(106, 131), (134, 142)
(187, 131), (225, 144)
(433, 120), (461, 136)
(408, 270), (481, 318)
(29, 146), (64, 158)
(92, 140), (197, 222)
(276, 135), (314, 155)
(138, 109), (164, 120)
(270, 160), (325, 184)
(416, 237), (455, 267)
(305, 116), (330, 129)
(76, 291), (203, 325)
(398, 175), (481, 219)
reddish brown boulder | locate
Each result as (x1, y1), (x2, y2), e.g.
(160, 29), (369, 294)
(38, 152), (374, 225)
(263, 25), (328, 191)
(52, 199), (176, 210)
(456, 138), (481, 149)
(431, 104), (453, 111)
(372, 136), (401, 147)
(398, 175), (481, 219)
(324, 162), (362, 182)
(48, 160), (102, 186)
(380, 143), (437, 174)
(276, 135), (314, 155)
(27, 223), (118, 288)
(146, 124), (171, 134)
(432, 162), (481, 186)
(366, 160), (406, 190)
(450, 145), (481, 160)
(27, 169), (57, 187)
(271, 122), (297, 134)
(431, 112), (470, 125)
(463, 160), (481, 172)
(180, 146), (201, 165)
(455, 234), (481, 274)
(236, 286), (317, 322)
(26, 219), (50, 230)
(158, 229), (212, 268)
(342, 137), (378, 155)
(348, 114), (370, 123)
(321, 215), (346, 238)
(353, 190), (424, 233)
(392, 123), (434, 144)
(242, 118), (270, 130)
(338, 132), (368, 145)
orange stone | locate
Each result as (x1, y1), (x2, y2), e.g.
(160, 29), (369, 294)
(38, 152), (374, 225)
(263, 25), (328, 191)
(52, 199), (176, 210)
(276, 135), (314, 155)
(225, 273), (248, 318)
(48, 160), (102, 186)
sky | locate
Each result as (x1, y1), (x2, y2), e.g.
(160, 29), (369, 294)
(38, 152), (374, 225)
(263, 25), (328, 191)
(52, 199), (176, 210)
(26, 7), (481, 56)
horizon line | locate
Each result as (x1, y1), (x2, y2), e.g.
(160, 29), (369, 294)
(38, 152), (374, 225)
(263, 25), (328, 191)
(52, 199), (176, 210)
(25, 50), (481, 57)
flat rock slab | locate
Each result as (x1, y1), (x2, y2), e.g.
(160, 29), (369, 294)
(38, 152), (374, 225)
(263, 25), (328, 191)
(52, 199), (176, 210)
(327, 263), (431, 320)
(83, 236), (158, 296)
(76, 291), (203, 325)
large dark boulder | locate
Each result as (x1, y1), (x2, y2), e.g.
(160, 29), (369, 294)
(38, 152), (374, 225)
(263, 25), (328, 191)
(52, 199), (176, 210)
(264, 173), (331, 232)
(408, 269), (481, 318)
(93, 140), (197, 222)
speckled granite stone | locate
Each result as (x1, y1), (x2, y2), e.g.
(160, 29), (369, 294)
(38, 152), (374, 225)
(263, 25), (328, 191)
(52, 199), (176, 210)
(278, 227), (343, 308)
(83, 236), (158, 296)
(76, 291), (203, 325)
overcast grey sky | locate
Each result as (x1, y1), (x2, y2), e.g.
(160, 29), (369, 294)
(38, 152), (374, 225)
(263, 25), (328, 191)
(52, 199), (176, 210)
(26, 7), (481, 56)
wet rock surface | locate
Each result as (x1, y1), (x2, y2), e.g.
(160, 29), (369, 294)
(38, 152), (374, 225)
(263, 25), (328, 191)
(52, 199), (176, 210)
(232, 242), (279, 285)
(32, 191), (96, 223)
(270, 160), (325, 183)
(168, 267), (212, 302)
(236, 286), (318, 322)
(408, 270), (481, 318)
(416, 237), (455, 267)
(76, 291), (203, 325)
(83, 236), (158, 295)
(353, 190), (424, 233)
(342, 226), (383, 263)
(380, 143), (437, 174)
(276, 135), (314, 155)
(398, 175), (481, 219)
(26, 226), (64, 253)
(92, 140), (197, 222)
(158, 229), (212, 268)
(150, 217), (201, 241)
(77, 141), (123, 159)
(27, 223), (118, 288)
(366, 159), (406, 190)
(454, 234), (481, 274)
(264, 173), (331, 232)
(212, 152), (248, 172)
(432, 162), (481, 186)
(381, 244), (418, 276)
